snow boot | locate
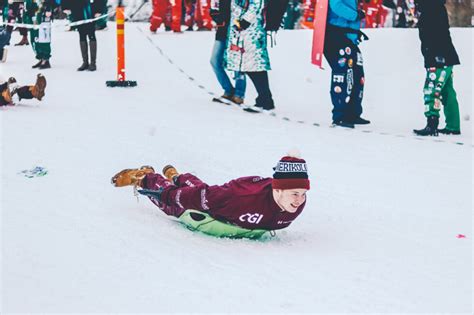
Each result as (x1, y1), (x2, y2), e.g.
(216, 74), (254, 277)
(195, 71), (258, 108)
(231, 96), (244, 105)
(7, 77), (18, 96)
(15, 35), (29, 46)
(1, 83), (12, 105)
(162, 165), (179, 184)
(0, 47), (7, 63)
(38, 60), (51, 69)
(77, 41), (89, 71)
(32, 59), (42, 68)
(351, 117), (371, 125)
(29, 74), (47, 101)
(88, 41), (97, 71)
(332, 120), (355, 128)
(111, 166), (155, 187)
(221, 93), (233, 102)
(438, 128), (461, 135)
(413, 116), (439, 136)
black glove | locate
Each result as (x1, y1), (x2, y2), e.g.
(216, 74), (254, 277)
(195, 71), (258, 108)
(234, 19), (250, 31)
(357, 10), (366, 20)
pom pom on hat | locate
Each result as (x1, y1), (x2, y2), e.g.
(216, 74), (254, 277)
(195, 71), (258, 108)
(272, 150), (310, 190)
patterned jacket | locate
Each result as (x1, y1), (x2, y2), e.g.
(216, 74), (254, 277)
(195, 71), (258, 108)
(225, 0), (270, 72)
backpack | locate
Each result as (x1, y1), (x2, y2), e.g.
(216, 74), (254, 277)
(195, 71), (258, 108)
(264, 0), (289, 31)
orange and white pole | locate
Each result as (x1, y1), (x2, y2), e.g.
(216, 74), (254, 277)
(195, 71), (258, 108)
(106, 1), (137, 87)
(116, 6), (126, 81)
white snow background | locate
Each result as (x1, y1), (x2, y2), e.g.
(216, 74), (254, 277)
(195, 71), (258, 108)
(1, 20), (472, 314)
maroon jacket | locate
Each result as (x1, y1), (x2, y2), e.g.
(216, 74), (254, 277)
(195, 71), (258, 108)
(142, 173), (306, 231)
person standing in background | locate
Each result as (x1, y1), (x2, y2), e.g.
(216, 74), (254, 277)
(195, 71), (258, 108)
(210, 0), (246, 105)
(413, 0), (461, 136)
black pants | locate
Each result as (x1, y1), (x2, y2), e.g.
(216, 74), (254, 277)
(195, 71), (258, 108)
(324, 30), (365, 122)
(78, 23), (96, 42)
(246, 71), (275, 110)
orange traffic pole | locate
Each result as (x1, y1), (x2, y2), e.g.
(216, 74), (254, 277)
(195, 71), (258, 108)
(116, 6), (126, 81)
(106, 3), (137, 87)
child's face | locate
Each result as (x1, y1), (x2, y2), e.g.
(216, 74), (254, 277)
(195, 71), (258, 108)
(273, 189), (307, 213)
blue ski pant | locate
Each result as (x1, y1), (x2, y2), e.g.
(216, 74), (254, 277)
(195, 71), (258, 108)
(324, 32), (365, 122)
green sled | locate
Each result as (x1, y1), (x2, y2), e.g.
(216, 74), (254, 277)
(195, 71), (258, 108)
(178, 210), (270, 239)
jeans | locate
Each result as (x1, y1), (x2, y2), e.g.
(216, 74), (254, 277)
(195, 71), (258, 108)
(210, 39), (246, 98)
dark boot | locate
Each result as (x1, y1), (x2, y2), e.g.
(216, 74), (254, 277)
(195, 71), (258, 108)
(414, 116), (439, 136)
(15, 86), (33, 101)
(332, 120), (355, 129)
(351, 117), (371, 124)
(438, 128), (461, 135)
(15, 35), (29, 46)
(29, 73), (47, 101)
(88, 41), (97, 71)
(32, 59), (42, 68)
(77, 41), (89, 71)
(38, 60), (51, 69)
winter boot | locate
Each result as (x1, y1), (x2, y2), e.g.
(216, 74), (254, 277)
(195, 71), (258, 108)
(221, 93), (233, 102)
(413, 116), (439, 136)
(1, 47), (7, 63)
(15, 35), (29, 46)
(88, 41), (97, 71)
(111, 166), (155, 187)
(77, 41), (89, 71)
(29, 74), (47, 101)
(231, 96), (244, 105)
(438, 128), (461, 135)
(332, 120), (355, 129)
(1, 84), (12, 105)
(32, 59), (42, 68)
(7, 77), (18, 96)
(351, 117), (371, 125)
(39, 60), (51, 69)
(162, 165), (179, 184)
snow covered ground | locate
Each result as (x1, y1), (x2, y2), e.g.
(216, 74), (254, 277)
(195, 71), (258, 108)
(1, 23), (472, 313)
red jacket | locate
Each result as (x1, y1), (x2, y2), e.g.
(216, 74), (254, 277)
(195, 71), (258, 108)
(142, 173), (306, 230)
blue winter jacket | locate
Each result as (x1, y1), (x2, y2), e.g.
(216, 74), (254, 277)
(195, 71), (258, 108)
(327, 0), (360, 43)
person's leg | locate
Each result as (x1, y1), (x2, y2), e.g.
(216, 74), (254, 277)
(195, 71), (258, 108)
(150, 0), (165, 31)
(323, 33), (352, 124)
(233, 71), (246, 100)
(171, 0), (182, 32)
(87, 25), (97, 71)
(210, 40), (234, 96)
(15, 73), (47, 101)
(175, 173), (206, 188)
(36, 42), (51, 68)
(16, 27), (29, 45)
(197, 0), (212, 30)
(413, 67), (450, 136)
(78, 27), (89, 70)
(30, 28), (41, 67)
(184, 0), (195, 29)
(246, 71), (274, 110)
(422, 67), (450, 119)
(440, 67), (460, 133)
(347, 45), (367, 121)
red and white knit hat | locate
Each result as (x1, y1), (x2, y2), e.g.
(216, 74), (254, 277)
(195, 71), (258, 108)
(272, 150), (310, 190)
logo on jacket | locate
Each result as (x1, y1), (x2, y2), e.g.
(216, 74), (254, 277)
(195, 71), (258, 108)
(239, 213), (264, 224)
